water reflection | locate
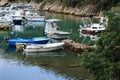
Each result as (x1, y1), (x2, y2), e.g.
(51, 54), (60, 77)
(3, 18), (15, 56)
(25, 22), (45, 27)
(0, 30), (10, 39)
(0, 47), (90, 80)
(0, 30), (9, 34)
(9, 21), (45, 38)
(23, 50), (90, 80)
(0, 12), (93, 80)
(12, 25), (24, 32)
(79, 31), (98, 44)
(0, 56), (69, 80)
(24, 50), (67, 57)
(5, 46), (16, 53)
(0, 30), (9, 46)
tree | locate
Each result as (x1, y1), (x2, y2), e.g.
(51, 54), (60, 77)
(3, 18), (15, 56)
(83, 7), (120, 80)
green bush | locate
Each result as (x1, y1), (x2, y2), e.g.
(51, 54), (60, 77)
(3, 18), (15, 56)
(82, 7), (120, 80)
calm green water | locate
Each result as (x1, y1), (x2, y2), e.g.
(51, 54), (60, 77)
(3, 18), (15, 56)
(0, 11), (94, 80)
(42, 11), (95, 45)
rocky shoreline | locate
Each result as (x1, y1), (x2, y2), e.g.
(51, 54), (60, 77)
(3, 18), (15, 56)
(0, 0), (101, 17)
(31, 1), (100, 17)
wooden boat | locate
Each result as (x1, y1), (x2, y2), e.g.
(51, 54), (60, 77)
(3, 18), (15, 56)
(8, 37), (50, 46)
(79, 17), (106, 34)
(23, 42), (65, 53)
(45, 19), (71, 39)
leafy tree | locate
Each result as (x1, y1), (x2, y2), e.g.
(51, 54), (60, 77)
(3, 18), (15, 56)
(62, 0), (81, 7)
(9, 0), (16, 2)
(83, 7), (120, 80)
(94, 0), (119, 10)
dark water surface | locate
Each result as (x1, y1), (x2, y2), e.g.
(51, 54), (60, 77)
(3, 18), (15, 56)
(0, 11), (94, 80)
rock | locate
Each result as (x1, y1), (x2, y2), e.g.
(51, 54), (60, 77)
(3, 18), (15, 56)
(0, 0), (9, 6)
(74, 7), (81, 16)
(0, 0), (8, 4)
(31, 1), (100, 17)
(61, 6), (74, 14)
(43, 3), (52, 11)
(49, 1), (63, 13)
(38, 1), (46, 10)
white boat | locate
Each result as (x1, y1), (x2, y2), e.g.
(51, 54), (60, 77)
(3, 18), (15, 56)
(45, 19), (71, 39)
(3, 9), (26, 25)
(79, 17), (106, 34)
(0, 13), (12, 24)
(24, 9), (45, 22)
(0, 7), (9, 13)
(11, 9), (26, 25)
(0, 4), (31, 25)
(23, 42), (65, 53)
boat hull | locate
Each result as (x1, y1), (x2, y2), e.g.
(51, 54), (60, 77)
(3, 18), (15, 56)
(81, 29), (103, 34)
(47, 33), (70, 39)
(8, 37), (49, 46)
(27, 19), (45, 22)
(24, 42), (64, 53)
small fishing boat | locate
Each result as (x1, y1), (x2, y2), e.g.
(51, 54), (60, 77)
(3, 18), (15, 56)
(79, 17), (106, 34)
(45, 19), (71, 39)
(8, 37), (50, 46)
(23, 42), (65, 53)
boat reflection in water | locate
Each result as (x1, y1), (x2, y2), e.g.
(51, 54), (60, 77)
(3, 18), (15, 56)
(79, 31), (99, 44)
(0, 48), (73, 80)
(25, 22), (45, 27)
(12, 25), (24, 32)
(23, 49), (66, 57)
(0, 30), (10, 34)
